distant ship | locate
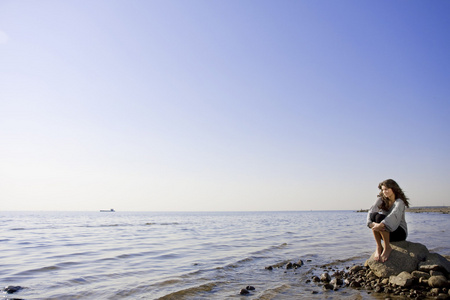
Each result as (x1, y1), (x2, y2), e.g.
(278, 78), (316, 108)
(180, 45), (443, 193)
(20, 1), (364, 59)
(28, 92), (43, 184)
(100, 209), (115, 212)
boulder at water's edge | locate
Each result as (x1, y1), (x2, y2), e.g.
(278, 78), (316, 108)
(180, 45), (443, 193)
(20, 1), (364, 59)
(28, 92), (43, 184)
(365, 241), (429, 278)
(419, 252), (450, 274)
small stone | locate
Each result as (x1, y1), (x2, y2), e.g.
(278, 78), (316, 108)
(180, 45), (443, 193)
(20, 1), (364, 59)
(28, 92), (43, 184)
(246, 286), (255, 291)
(412, 270), (430, 279)
(312, 276), (320, 282)
(265, 266), (273, 270)
(4, 286), (23, 294)
(367, 270), (378, 280)
(429, 275), (448, 288)
(311, 290), (318, 294)
(389, 271), (414, 288)
(320, 272), (331, 282)
(323, 283), (334, 290)
(239, 288), (249, 295)
(349, 281), (361, 288)
(430, 288), (440, 296)
(350, 265), (364, 274)
(330, 278), (343, 286)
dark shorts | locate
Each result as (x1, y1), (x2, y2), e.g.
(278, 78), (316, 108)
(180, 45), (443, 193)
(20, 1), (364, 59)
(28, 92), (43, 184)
(369, 212), (407, 242)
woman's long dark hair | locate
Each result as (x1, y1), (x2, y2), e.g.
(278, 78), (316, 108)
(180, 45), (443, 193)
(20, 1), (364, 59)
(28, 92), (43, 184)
(377, 179), (410, 210)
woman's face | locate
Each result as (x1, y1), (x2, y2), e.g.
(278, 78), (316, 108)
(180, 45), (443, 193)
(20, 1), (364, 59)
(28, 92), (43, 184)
(381, 185), (395, 199)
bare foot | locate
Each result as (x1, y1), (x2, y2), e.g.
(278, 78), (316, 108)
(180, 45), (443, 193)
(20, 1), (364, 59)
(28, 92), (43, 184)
(374, 245), (383, 261)
(380, 246), (392, 262)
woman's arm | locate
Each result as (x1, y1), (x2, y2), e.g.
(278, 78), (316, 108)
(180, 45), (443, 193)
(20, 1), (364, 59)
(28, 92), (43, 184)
(366, 198), (382, 228)
(371, 222), (386, 231)
(381, 200), (405, 232)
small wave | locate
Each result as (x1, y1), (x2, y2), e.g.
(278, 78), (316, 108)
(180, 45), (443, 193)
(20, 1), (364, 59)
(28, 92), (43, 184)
(97, 250), (168, 262)
(252, 243), (288, 255)
(56, 261), (81, 268)
(10, 227), (26, 230)
(18, 241), (32, 245)
(155, 253), (180, 260)
(51, 251), (96, 259)
(221, 255), (260, 269)
(15, 265), (61, 276)
(117, 252), (147, 259)
(155, 278), (183, 287)
(157, 282), (216, 300)
(144, 222), (180, 226)
(258, 283), (292, 300)
(81, 223), (131, 228)
(67, 277), (89, 285)
(215, 243), (291, 270)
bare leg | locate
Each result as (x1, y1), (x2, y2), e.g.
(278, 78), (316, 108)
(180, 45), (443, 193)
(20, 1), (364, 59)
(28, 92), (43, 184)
(372, 230), (383, 261)
(380, 231), (392, 262)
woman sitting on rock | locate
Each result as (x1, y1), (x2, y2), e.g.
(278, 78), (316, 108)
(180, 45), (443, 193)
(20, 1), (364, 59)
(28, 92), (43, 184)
(367, 179), (410, 263)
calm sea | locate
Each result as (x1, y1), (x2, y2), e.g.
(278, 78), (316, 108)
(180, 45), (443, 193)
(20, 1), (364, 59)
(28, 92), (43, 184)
(1, 211), (449, 299)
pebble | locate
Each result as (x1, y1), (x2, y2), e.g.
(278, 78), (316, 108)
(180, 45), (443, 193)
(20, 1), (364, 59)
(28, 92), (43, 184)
(320, 272), (331, 282)
(3, 286), (23, 294)
(239, 288), (249, 295)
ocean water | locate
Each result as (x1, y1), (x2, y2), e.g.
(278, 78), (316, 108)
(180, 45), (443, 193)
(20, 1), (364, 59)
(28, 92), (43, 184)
(1, 211), (449, 299)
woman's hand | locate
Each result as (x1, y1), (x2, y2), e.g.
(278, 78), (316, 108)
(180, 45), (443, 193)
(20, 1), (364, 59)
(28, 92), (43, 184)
(371, 223), (386, 232)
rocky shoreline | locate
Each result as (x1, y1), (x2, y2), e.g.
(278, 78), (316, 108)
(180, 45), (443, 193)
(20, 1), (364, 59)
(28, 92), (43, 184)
(258, 241), (450, 299)
(406, 207), (450, 214)
(357, 207), (450, 214)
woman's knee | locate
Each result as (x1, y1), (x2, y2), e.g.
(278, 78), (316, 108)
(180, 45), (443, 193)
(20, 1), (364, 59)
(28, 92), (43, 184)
(370, 213), (386, 223)
(374, 213), (386, 223)
(370, 212), (378, 222)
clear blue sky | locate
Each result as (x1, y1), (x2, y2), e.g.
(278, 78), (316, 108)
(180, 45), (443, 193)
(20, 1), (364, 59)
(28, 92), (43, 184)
(1, 1), (449, 211)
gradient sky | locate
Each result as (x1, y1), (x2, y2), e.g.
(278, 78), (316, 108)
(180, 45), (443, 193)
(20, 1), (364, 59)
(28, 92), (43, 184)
(1, 1), (449, 211)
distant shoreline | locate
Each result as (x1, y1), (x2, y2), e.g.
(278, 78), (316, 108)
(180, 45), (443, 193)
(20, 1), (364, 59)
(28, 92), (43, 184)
(357, 206), (450, 214)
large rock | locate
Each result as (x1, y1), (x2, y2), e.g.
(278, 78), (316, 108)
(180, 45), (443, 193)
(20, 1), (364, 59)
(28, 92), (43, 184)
(365, 241), (429, 278)
(389, 271), (414, 287)
(392, 241), (429, 261)
(419, 253), (450, 274)
(428, 275), (449, 288)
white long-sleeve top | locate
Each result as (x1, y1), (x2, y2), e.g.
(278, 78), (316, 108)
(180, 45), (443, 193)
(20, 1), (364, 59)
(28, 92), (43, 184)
(366, 197), (408, 237)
